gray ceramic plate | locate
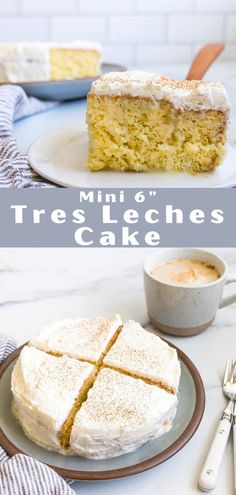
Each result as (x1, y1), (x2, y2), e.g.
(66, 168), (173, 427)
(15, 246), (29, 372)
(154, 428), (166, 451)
(0, 343), (205, 481)
(3, 63), (126, 101)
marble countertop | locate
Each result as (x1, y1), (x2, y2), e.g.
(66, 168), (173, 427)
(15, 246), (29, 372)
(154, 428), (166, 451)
(1, 247), (236, 494)
(13, 61), (236, 154)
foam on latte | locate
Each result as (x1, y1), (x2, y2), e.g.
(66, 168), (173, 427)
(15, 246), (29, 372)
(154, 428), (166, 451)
(150, 258), (220, 287)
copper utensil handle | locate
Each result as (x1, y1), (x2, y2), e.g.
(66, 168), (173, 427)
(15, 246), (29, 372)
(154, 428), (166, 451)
(186, 43), (225, 81)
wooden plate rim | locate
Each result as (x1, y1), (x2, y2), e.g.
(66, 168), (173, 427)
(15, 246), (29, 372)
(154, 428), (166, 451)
(0, 341), (205, 481)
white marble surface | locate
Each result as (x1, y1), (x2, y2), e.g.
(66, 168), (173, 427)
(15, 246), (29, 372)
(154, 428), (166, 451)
(13, 61), (236, 155)
(1, 247), (236, 494)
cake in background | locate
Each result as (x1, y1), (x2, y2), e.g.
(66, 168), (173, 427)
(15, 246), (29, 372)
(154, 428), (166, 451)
(86, 71), (230, 174)
(0, 41), (101, 83)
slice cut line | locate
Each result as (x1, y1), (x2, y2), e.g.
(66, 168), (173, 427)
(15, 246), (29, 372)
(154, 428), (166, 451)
(59, 366), (98, 449)
(58, 325), (122, 450)
(101, 364), (175, 394)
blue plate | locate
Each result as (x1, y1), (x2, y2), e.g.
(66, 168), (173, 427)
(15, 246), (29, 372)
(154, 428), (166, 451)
(10, 63), (126, 101)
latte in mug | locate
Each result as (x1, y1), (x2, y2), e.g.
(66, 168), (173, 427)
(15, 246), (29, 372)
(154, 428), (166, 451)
(150, 258), (220, 287)
(144, 249), (236, 336)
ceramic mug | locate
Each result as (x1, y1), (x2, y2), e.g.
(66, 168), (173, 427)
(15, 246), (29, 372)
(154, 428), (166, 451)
(144, 248), (236, 337)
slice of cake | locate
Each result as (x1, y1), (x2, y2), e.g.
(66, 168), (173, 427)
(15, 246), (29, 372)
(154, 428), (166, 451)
(30, 314), (122, 364)
(87, 71), (230, 173)
(11, 346), (96, 452)
(103, 320), (180, 394)
(70, 367), (177, 459)
(0, 41), (101, 83)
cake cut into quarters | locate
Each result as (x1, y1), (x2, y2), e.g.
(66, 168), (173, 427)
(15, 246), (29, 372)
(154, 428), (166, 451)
(11, 315), (181, 459)
(0, 41), (101, 83)
(86, 71), (230, 173)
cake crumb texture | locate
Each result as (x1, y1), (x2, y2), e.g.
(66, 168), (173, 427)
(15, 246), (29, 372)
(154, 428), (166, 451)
(87, 94), (227, 173)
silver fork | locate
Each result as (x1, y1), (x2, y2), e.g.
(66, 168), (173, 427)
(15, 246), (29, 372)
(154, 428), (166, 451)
(199, 359), (236, 491)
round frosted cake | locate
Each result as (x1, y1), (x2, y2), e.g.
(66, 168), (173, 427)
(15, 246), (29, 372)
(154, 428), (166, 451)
(11, 315), (181, 459)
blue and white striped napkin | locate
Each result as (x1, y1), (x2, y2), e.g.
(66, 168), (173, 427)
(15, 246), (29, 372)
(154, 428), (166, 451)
(0, 334), (76, 495)
(0, 85), (57, 188)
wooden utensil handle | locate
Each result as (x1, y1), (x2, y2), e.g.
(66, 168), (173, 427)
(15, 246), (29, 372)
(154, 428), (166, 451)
(187, 43), (224, 81)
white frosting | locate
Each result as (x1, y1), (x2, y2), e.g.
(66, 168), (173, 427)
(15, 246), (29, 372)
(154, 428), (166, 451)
(0, 41), (101, 82)
(104, 320), (181, 393)
(0, 43), (50, 82)
(91, 71), (230, 113)
(70, 368), (177, 459)
(13, 317), (180, 459)
(11, 346), (95, 452)
(30, 314), (122, 363)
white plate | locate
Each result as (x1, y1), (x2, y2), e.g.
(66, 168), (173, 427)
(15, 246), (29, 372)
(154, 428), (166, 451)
(28, 125), (236, 188)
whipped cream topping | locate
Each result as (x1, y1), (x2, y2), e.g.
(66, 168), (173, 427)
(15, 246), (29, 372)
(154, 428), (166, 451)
(13, 317), (181, 459)
(30, 314), (122, 363)
(0, 41), (101, 82)
(91, 71), (230, 112)
(11, 346), (95, 451)
(0, 43), (50, 82)
(70, 368), (177, 459)
(104, 320), (181, 393)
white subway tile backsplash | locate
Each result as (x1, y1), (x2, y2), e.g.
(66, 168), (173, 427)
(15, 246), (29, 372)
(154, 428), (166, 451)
(102, 44), (134, 66)
(137, 44), (192, 65)
(222, 44), (236, 58)
(21, 0), (78, 14)
(0, 17), (49, 41)
(197, 0), (236, 12)
(137, 0), (195, 13)
(227, 16), (236, 41)
(169, 15), (224, 42)
(51, 16), (107, 42)
(1, 2), (236, 65)
(0, 0), (19, 13)
(110, 16), (166, 43)
(79, 0), (136, 13)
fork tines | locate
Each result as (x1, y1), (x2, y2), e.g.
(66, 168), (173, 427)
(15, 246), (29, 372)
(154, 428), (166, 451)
(224, 359), (236, 385)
